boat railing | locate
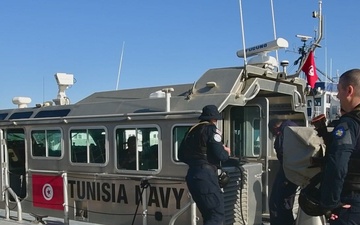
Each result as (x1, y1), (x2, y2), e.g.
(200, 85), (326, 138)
(4, 185), (22, 222)
(1, 129), (22, 222)
(168, 197), (196, 225)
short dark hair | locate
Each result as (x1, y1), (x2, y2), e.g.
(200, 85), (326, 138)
(339, 69), (360, 96)
(268, 118), (281, 131)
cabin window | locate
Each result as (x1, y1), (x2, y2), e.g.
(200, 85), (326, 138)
(115, 127), (159, 171)
(172, 125), (191, 162)
(307, 100), (312, 107)
(314, 97), (322, 106)
(0, 113), (8, 120)
(9, 111), (33, 119)
(31, 129), (62, 157)
(326, 94), (331, 104)
(230, 106), (261, 158)
(34, 109), (71, 118)
(70, 128), (106, 164)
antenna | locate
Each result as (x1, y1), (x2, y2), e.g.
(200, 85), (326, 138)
(116, 41), (125, 90)
(330, 58), (332, 81)
(269, 0), (279, 62)
(295, 34), (312, 42)
(236, 38), (288, 70)
(43, 76), (45, 104)
(238, 0), (281, 67)
(323, 15), (327, 77)
(237, 38), (289, 58)
(292, 34), (312, 71)
(238, 0), (247, 66)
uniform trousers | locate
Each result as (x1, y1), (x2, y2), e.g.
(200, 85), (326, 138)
(269, 165), (298, 225)
(186, 164), (224, 225)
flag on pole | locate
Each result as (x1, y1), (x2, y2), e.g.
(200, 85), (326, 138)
(301, 51), (318, 88)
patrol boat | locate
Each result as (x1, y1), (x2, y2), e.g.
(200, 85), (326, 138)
(0, 48), (311, 225)
(0, 3), (326, 225)
(306, 81), (340, 124)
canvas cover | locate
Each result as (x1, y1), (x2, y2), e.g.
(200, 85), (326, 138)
(282, 126), (325, 187)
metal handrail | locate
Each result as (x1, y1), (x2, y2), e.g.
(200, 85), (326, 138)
(4, 185), (22, 221)
(62, 173), (69, 225)
(294, 89), (304, 107)
(169, 197), (197, 225)
(1, 129), (22, 222)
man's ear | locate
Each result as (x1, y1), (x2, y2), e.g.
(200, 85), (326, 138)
(348, 85), (355, 97)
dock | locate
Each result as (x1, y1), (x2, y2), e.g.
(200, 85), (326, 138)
(0, 209), (98, 225)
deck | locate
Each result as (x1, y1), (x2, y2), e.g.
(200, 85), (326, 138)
(0, 209), (97, 225)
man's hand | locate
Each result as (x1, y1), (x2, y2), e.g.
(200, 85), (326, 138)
(223, 145), (231, 156)
(328, 204), (351, 221)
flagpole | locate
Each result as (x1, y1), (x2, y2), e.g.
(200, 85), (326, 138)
(296, 0), (323, 76)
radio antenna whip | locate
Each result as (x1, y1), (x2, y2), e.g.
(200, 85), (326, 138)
(270, 0), (279, 62)
(116, 41), (125, 90)
(238, 0), (247, 66)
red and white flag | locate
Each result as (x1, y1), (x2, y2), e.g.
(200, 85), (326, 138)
(32, 174), (64, 210)
(301, 51), (318, 88)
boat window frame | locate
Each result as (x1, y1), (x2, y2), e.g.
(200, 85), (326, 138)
(69, 126), (108, 165)
(114, 124), (160, 173)
(171, 124), (194, 163)
(30, 127), (63, 159)
(230, 105), (262, 158)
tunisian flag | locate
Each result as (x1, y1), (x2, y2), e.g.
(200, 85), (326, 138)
(32, 174), (64, 210)
(301, 51), (318, 88)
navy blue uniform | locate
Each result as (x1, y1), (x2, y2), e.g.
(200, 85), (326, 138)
(320, 112), (360, 225)
(185, 122), (229, 225)
(269, 120), (298, 225)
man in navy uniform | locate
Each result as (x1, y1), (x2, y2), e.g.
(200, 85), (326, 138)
(182, 105), (230, 225)
(268, 118), (298, 225)
(320, 69), (360, 224)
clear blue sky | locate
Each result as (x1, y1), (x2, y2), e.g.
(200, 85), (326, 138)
(1, 1), (358, 109)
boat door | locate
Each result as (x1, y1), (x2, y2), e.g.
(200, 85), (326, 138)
(5, 129), (27, 199)
(228, 97), (271, 212)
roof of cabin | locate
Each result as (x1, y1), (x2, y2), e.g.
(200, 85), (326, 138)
(0, 65), (306, 121)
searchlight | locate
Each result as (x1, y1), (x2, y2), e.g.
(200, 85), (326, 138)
(53, 73), (74, 106)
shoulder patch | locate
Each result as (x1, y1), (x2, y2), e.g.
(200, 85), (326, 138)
(213, 133), (222, 142)
(332, 122), (352, 145)
(334, 126), (346, 138)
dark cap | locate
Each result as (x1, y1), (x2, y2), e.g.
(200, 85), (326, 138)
(199, 105), (222, 120)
